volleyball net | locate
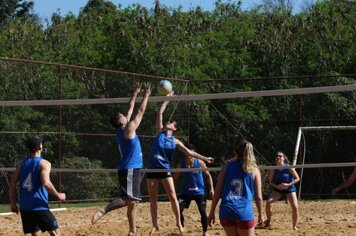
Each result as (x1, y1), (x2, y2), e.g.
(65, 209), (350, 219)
(0, 58), (355, 206)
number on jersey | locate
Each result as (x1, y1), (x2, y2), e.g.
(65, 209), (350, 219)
(22, 173), (33, 191)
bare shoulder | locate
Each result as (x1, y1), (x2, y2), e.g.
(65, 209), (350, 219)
(253, 167), (261, 176)
(174, 138), (183, 146)
(199, 160), (207, 168)
(40, 159), (51, 169)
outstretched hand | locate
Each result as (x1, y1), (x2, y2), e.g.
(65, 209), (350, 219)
(205, 157), (214, 164)
(142, 82), (152, 96)
(132, 82), (142, 95)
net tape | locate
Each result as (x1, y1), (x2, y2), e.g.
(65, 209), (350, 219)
(1, 162), (355, 173)
(0, 84), (355, 107)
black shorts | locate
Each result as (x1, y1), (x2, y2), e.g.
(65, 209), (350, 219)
(20, 210), (58, 234)
(146, 171), (172, 179)
(179, 194), (206, 209)
(118, 168), (142, 201)
(273, 188), (296, 195)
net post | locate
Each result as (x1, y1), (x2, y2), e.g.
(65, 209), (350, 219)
(293, 127), (302, 165)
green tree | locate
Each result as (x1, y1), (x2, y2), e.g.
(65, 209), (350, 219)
(0, 0), (34, 22)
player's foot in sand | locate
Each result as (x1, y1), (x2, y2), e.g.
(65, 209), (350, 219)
(255, 222), (265, 229)
(293, 226), (298, 230)
(177, 224), (184, 235)
(203, 232), (209, 236)
(264, 220), (271, 228)
(91, 208), (105, 224)
(149, 227), (159, 235)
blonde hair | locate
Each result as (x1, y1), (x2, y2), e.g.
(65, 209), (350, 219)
(235, 140), (257, 173)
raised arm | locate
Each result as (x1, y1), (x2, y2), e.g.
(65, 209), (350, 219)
(200, 160), (214, 199)
(9, 165), (21, 214)
(125, 82), (152, 138)
(155, 92), (173, 134)
(175, 139), (214, 164)
(40, 160), (66, 201)
(126, 82), (142, 122)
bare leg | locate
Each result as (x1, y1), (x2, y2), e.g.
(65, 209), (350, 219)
(32, 230), (42, 236)
(265, 191), (282, 227)
(92, 197), (127, 224)
(48, 229), (60, 236)
(161, 177), (184, 235)
(287, 192), (299, 230)
(222, 226), (238, 236)
(147, 178), (160, 235)
(237, 228), (255, 236)
(127, 199), (139, 235)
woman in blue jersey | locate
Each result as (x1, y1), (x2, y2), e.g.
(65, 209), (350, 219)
(208, 140), (263, 236)
(9, 136), (66, 236)
(173, 146), (214, 236)
(265, 151), (300, 230)
(146, 95), (214, 236)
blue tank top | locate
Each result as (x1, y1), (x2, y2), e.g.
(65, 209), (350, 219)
(19, 157), (49, 211)
(116, 128), (143, 170)
(219, 160), (255, 221)
(147, 132), (176, 169)
(181, 158), (205, 196)
(273, 164), (296, 192)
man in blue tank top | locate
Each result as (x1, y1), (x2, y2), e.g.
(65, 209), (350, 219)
(92, 82), (151, 236)
(9, 136), (66, 235)
(174, 147), (214, 236)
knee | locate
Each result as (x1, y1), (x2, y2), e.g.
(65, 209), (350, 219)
(266, 200), (273, 208)
(291, 204), (298, 213)
(128, 200), (137, 207)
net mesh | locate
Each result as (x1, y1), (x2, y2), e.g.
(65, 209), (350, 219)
(0, 58), (355, 206)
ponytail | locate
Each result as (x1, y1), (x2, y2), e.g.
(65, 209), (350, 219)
(235, 140), (257, 173)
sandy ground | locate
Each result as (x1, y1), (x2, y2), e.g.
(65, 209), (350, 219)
(0, 200), (355, 236)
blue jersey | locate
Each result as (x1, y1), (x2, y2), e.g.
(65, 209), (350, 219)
(147, 132), (176, 169)
(273, 164), (296, 192)
(219, 160), (255, 221)
(19, 157), (49, 211)
(116, 128), (143, 170)
(181, 158), (205, 196)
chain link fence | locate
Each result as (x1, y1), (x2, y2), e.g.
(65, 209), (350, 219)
(0, 58), (355, 209)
